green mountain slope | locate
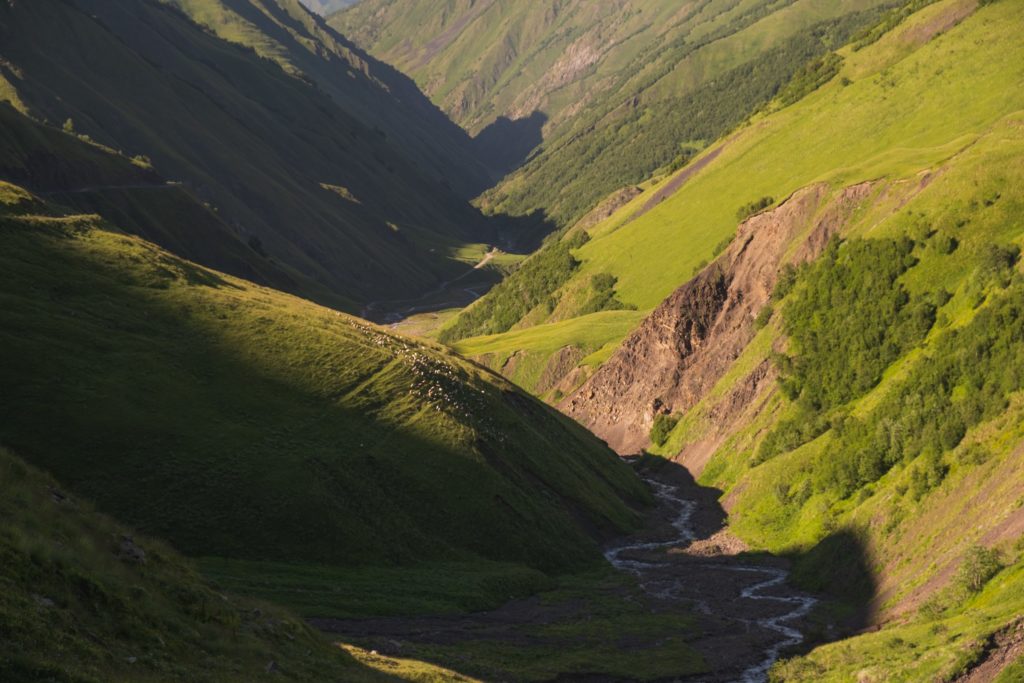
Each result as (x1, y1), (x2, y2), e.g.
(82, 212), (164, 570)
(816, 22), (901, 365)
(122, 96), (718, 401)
(443, 0), (1023, 400)
(335, 0), (892, 226)
(0, 0), (494, 309)
(475, 0), (1024, 678)
(0, 182), (648, 607)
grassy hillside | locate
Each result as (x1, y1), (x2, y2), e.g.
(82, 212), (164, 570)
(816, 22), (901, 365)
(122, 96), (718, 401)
(337, 0), (892, 226)
(540, 0), (1024, 677)
(0, 103), (333, 306)
(0, 181), (649, 614)
(0, 0), (495, 308)
(444, 0), (1023, 396)
(0, 444), (427, 682)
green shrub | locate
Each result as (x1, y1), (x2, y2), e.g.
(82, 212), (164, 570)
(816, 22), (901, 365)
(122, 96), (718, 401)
(650, 414), (680, 447)
(737, 196), (775, 222)
(578, 273), (636, 316)
(757, 238), (936, 466)
(777, 52), (844, 106)
(954, 546), (1002, 595)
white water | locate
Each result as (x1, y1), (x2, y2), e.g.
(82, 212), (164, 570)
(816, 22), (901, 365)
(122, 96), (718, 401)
(604, 479), (817, 683)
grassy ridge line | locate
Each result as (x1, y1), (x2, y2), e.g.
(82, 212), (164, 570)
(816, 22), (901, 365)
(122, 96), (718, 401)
(0, 181), (648, 583)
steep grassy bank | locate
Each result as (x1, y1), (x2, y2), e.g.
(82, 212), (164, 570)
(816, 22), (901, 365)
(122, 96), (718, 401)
(0, 183), (649, 609)
(0, 445), (401, 683)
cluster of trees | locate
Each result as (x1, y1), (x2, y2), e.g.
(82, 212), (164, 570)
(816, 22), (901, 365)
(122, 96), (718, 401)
(736, 196), (775, 221)
(577, 273), (635, 316)
(776, 52), (843, 107)
(439, 232), (590, 342)
(817, 276), (1024, 497)
(756, 238), (935, 465)
(755, 232), (1022, 507)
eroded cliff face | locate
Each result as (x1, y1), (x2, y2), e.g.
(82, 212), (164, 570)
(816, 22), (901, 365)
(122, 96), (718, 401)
(561, 181), (879, 454)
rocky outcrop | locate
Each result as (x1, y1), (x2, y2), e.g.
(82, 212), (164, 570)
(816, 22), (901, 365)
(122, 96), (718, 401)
(561, 181), (879, 454)
(536, 345), (585, 395)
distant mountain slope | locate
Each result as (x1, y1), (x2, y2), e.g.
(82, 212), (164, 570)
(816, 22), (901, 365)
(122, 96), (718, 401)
(0, 181), (647, 582)
(0, 0), (492, 308)
(335, 0), (892, 225)
(168, 0), (491, 196)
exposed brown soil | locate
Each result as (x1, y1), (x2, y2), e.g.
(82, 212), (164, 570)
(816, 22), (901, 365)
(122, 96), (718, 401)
(536, 345), (584, 394)
(955, 619), (1024, 683)
(899, 0), (977, 49)
(562, 181), (880, 454)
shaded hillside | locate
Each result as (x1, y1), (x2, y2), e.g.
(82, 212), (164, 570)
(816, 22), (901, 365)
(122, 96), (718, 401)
(169, 0), (492, 196)
(0, 182), (648, 593)
(0, 103), (331, 305)
(0, 445), (412, 682)
(0, 0), (494, 308)
(336, 0), (892, 226)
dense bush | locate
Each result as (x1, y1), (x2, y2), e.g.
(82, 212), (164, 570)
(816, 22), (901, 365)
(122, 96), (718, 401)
(736, 196), (775, 222)
(816, 278), (1024, 497)
(650, 414), (680, 447)
(578, 273), (635, 316)
(777, 52), (844, 106)
(953, 546), (1002, 595)
(779, 238), (930, 411)
(756, 238), (938, 465)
